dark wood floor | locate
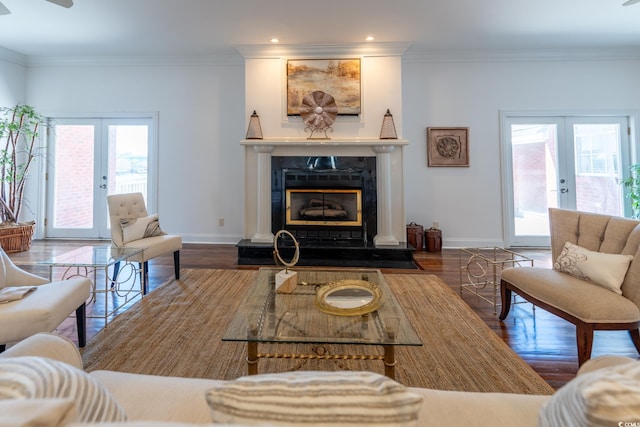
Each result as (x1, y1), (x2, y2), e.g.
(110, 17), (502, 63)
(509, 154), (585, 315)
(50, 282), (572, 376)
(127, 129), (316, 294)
(9, 240), (640, 390)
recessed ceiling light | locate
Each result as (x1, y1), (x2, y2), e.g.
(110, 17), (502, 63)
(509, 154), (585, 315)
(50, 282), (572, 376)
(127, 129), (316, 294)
(365, 35), (375, 42)
(270, 37), (280, 43)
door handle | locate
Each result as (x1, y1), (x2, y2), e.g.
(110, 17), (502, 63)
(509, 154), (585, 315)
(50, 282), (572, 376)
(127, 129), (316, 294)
(100, 184), (107, 189)
(560, 188), (569, 194)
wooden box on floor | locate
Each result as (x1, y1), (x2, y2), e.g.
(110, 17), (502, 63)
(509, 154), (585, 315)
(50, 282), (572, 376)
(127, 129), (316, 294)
(406, 222), (424, 250)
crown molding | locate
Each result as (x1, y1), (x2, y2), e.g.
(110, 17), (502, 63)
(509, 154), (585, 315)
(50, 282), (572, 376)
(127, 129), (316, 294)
(0, 46), (27, 66)
(402, 47), (640, 63)
(8, 44), (639, 67)
(236, 42), (410, 59)
(23, 51), (244, 67)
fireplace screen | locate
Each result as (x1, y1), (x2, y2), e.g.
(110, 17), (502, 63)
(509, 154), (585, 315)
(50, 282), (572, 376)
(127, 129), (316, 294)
(286, 189), (362, 226)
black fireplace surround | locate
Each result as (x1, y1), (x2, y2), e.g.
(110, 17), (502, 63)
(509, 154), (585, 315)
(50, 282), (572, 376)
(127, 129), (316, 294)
(271, 156), (377, 244)
(236, 155), (414, 268)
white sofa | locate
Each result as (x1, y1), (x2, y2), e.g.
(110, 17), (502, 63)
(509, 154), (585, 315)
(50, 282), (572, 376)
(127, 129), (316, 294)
(1, 333), (639, 427)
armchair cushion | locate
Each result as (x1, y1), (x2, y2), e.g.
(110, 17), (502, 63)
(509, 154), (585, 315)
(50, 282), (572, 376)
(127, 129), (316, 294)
(0, 286), (37, 303)
(553, 241), (633, 294)
(0, 356), (127, 423)
(120, 214), (166, 244)
(501, 267), (640, 323)
(0, 278), (90, 345)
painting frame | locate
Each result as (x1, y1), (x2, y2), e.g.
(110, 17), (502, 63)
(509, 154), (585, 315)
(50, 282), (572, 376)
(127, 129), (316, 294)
(427, 127), (469, 167)
(286, 58), (361, 116)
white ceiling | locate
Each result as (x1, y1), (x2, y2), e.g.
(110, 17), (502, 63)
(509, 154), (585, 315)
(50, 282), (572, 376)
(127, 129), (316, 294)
(0, 0), (639, 59)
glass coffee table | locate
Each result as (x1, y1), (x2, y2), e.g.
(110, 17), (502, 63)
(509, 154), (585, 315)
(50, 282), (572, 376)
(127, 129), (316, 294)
(222, 268), (422, 379)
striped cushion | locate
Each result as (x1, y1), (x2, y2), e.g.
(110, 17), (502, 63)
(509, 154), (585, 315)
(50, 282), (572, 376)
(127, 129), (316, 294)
(539, 359), (640, 426)
(0, 356), (127, 423)
(205, 371), (423, 426)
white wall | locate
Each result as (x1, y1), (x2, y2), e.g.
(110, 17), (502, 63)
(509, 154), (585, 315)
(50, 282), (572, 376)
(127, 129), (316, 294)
(24, 60), (246, 243)
(2, 50), (639, 247)
(0, 48), (26, 107)
(402, 56), (640, 247)
(242, 46), (404, 138)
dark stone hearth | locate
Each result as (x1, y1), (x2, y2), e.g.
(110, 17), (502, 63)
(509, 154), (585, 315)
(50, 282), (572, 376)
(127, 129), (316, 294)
(236, 239), (417, 269)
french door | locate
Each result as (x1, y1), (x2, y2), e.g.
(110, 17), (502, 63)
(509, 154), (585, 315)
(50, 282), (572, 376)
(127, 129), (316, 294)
(502, 114), (631, 247)
(45, 117), (155, 239)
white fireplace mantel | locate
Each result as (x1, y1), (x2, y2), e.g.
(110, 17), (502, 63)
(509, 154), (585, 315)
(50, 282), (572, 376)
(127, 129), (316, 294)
(242, 138), (408, 246)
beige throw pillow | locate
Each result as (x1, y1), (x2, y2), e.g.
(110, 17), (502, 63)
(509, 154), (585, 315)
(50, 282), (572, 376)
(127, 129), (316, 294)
(120, 214), (166, 244)
(0, 356), (127, 423)
(205, 370), (423, 426)
(539, 359), (640, 427)
(553, 241), (633, 294)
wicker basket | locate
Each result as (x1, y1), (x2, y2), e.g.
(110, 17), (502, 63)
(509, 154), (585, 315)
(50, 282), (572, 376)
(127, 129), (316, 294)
(0, 222), (36, 253)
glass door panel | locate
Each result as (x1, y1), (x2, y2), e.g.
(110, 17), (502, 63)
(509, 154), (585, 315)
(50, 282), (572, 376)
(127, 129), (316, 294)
(46, 118), (151, 239)
(571, 121), (625, 216)
(104, 123), (149, 236)
(47, 120), (100, 238)
(511, 124), (559, 238)
(504, 115), (629, 247)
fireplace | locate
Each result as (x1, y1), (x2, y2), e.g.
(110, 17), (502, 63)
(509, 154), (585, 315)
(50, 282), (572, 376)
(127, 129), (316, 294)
(239, 137), (410, 267)
(271, 156), (377, 243)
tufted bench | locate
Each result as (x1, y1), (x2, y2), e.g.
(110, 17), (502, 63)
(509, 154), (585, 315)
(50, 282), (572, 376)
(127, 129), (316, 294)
(499, 208), (640, 366)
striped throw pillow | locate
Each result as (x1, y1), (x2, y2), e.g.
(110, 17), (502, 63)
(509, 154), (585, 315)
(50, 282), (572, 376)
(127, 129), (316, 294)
(205, 371), (423, 426)
(0, 356), (127, 423)
(539, 359), (640, 426)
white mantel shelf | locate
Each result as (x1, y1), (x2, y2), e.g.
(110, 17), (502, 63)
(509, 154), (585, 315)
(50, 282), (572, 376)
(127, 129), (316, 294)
(241, 138), (408, 147)
(242, 137), (408, 247)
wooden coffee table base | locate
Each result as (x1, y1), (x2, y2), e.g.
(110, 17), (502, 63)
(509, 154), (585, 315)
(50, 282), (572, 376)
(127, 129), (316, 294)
(246, 342), (397, 379)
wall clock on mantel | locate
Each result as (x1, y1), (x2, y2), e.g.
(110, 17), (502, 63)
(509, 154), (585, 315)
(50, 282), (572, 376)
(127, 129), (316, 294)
(299, 91), (338, 140)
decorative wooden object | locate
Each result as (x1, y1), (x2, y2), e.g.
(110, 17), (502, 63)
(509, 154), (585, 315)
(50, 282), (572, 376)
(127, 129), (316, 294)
(275, 269), (298, 294)
(273, 229), (300, 294)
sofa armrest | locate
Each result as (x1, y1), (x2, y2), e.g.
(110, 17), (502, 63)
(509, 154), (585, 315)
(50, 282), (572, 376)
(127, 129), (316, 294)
(0, 332), (83, 369)
(577, 355), (637, 376)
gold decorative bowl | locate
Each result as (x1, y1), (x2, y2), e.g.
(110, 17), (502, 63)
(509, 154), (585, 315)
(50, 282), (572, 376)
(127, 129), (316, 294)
(314, 279), (382, 316)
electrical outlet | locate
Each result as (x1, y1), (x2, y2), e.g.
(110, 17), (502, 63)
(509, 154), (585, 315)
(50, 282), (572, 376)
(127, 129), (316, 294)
(218, 217), (224, 226)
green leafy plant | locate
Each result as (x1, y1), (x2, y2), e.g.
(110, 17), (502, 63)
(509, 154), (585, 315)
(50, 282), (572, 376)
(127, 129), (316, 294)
(0, 104), (47, 224)
(619, 163), (640, 219)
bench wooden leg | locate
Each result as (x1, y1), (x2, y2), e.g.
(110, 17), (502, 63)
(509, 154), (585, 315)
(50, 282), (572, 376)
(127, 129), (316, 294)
(577, 325), (594, 366)
(498, 281), (512, 321)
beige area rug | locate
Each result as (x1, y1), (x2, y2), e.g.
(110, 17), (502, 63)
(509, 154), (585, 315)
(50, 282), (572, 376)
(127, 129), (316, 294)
(81, 269), (554, 395)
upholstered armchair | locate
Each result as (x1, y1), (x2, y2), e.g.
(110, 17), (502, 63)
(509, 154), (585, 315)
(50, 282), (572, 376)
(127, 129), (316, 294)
(107, 193), (182, 293)
(500, 208), (640, 366)
(0, 248), (90, 352)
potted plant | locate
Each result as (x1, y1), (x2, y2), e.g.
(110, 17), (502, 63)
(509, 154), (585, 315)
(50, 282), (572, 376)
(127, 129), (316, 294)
(620, 163), (640, 219)
(0, 104), (47, 252)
